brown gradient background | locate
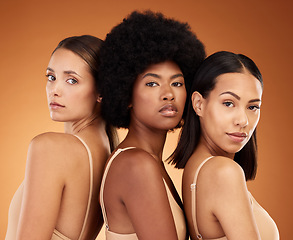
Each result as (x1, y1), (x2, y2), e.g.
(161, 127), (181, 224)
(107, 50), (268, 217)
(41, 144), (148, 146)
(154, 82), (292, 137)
(1, 0), (292, 239)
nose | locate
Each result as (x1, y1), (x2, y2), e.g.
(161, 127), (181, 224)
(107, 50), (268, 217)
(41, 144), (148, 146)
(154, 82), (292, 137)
(234, 109), (248, 128)
(47, 80), (61, 98)
(161, 85), (174, 101)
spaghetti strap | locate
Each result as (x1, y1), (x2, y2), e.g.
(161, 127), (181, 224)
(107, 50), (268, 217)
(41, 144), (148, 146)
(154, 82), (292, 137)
(100, 147), (136, 230)
(191, 156), (214, 240)
(74, 135), (94, 240)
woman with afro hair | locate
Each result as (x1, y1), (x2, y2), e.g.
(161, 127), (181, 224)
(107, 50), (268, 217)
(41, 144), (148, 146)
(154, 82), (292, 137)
(99, 10), (206, 240)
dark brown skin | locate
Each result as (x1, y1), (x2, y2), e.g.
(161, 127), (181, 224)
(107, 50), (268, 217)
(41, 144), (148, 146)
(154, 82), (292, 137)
(102, 61), (186, 240)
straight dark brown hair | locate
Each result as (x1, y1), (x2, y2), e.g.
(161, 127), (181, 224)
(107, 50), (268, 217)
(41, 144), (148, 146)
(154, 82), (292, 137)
(169, 51), (263, 181)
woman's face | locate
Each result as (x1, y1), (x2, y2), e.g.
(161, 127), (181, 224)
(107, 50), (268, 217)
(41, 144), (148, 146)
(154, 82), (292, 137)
(46, 48), (98, 122)
(196, 71), (263, 155)
(131, 61), (186, 131)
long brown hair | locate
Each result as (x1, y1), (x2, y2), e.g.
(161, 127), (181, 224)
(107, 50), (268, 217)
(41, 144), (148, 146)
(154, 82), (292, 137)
(53, 35), (118, 151)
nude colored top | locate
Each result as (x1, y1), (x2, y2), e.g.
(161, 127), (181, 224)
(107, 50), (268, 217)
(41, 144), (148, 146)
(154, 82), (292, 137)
(100, 147), (187, 240)
(191, 157), (279, 240)
(6, 135), (94, 240)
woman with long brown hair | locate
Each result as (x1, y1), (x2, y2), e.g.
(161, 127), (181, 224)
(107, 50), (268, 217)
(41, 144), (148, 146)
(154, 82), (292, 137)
(6, 35), (117, 240)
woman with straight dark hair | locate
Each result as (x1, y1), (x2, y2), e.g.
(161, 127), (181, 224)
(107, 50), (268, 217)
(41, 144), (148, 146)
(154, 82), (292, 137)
(5, 35), (118, 240)
(98, 10), (205, 240)
(170, 51), (279, 240)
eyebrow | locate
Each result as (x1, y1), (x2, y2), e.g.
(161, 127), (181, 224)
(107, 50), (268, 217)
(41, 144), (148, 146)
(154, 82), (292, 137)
(142, 73), (184, 79)
(46, 67), (54, 72)
(64, 70), (82, 78)
(219, 91), (261, 103)
(46, 68), (82, 78)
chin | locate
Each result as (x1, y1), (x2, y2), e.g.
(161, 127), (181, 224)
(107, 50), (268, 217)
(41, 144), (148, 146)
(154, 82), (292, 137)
(51, 118), (64, 122)
(226, 147), (244, 155)
(50, 115), (65, 122)
(159, 124), (179, 132)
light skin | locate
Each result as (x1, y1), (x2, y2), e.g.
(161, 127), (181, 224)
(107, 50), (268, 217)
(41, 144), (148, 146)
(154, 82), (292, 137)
(46, 48), (99, 132)
(102, 61), (186, 240)
(11, 48), (110, 240)
(183, 71), (263, 240)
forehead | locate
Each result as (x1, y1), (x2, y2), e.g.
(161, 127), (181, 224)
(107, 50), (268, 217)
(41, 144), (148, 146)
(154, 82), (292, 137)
(48, 48), (88, 71)
(213, 72), (263, 97)
(140, 61), (182, 76)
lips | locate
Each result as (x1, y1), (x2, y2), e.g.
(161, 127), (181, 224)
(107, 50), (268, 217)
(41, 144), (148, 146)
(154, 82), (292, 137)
(227, 132), (248, 142)
(49, 102), (65, 109)
(159, 104), (178, 117)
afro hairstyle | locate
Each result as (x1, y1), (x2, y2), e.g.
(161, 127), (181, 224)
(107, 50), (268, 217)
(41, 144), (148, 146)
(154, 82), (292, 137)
(98, 10), (206, 128)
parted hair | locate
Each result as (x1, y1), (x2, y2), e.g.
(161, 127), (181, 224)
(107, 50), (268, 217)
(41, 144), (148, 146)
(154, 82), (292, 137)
(98, 10), (206, 128)
(170, 51), (263, 181)
(52, 35), (118, 151)
(53, 35), (103, 93)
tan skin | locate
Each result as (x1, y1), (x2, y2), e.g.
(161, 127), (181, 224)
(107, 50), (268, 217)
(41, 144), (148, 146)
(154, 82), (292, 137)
(6, 48), (111, 240)
(102, 61), (186, 240)
(183, 71), (263, 240)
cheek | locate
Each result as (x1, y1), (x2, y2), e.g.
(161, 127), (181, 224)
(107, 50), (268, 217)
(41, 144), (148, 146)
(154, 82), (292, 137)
(176, 90), (187, 111)
(249, 113), (260, 132)
(180, 92), (187, 105)
(133, 91), (153, 108)
(84, 90), (97, 102)
(46, 85), (50, 100)
(79, 85), (96, 99)
(70, 89), (97, 110)
(206, 105), (223, 124)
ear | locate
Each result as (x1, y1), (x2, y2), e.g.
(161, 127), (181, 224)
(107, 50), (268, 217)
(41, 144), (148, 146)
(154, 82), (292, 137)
(97, 95), (102, 103)
(191, 91), (204, 116)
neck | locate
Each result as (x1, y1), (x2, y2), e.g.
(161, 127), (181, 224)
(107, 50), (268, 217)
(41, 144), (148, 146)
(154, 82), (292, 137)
(199, 135), (235, 159)
(122, 123), (168, 161)
(64, 113), (103, 135)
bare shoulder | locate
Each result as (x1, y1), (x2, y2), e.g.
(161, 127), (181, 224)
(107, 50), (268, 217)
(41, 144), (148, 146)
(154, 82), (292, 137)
(200, 156), (246, 183)
(114, 148), (161, 177)
(30, 132), (78, 145)
(27, 132), (88, 171)
(194, 156), (250, 217)
(109, 148), (164, 194)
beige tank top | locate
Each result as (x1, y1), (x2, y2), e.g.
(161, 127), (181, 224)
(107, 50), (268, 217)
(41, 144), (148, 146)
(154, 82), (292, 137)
(191, 156), (279, 240)
(100, 147), (187, 240)
(6, 135), (93, 240)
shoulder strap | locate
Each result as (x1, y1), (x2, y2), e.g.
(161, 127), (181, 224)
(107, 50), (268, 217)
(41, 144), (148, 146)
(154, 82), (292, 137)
(191, 156), (214, 240)
(99, 147), (136, 230)
(74, 135), (94, 240)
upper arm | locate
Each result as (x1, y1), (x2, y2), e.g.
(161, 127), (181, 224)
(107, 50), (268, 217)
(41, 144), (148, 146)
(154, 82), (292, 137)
(118, 151), (178, 240)
(16, 133), (70, 240)
(206, 158), (260, 239)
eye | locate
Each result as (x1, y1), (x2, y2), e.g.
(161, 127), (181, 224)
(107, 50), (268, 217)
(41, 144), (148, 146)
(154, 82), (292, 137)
(171, 82), (184, 87)
(66, 78), (78, 85)
(248, 105), (260, 111)
(46, 74), (55, 82)
(146, 82), (159, 87)
(223, 101), (234, 107)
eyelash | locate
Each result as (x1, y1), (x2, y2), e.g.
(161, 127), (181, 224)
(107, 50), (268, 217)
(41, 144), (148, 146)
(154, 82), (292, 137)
(66, 78), (78, 85)
(46, 74), (56, 82)
(145, 81), (184, 87)
(248, 105), (260, 111)
(223, 101), (234, 107)
(223, 101), (260, 111)
(171, 82), (184, 87)
(45, 74), (78, 85)
(146, 82), (158, 87)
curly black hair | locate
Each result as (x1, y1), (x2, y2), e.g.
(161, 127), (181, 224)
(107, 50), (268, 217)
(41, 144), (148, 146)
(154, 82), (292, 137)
(98, 10), (206, 128)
